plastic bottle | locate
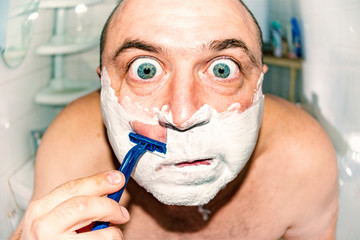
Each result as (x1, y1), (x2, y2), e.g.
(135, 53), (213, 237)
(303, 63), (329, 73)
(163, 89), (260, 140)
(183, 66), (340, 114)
(291, 17), (302, 58)
(271, 20), (282, 57)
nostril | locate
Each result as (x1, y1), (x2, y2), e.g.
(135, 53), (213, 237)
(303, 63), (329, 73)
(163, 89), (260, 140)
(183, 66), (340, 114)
(157, 104), (212, 131)
(159, 120), (209, 132)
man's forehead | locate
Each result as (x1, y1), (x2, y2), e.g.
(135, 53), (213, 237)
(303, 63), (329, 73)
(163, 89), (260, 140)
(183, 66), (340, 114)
(117, 0), (246, 12)
(103, 0), (262, 63)
(112, 0), (253, 31)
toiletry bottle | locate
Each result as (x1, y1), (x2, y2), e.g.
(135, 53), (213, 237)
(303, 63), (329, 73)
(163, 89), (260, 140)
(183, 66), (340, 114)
(271, 21), (282, 57)
(291, 17), (302, 58)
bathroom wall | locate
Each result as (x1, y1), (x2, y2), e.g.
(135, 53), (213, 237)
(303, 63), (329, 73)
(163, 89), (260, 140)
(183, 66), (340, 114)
(268, 0), (360, 150)
(298, 0), (360, 149)
(0, 0), (117, 238)
(0, 6), (55, 238)
(297, 0), (360, 239)
(268, 0), (360, 239)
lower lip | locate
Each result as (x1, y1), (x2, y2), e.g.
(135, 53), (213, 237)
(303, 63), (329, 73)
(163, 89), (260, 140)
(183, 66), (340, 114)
(175, 159), (212, 168)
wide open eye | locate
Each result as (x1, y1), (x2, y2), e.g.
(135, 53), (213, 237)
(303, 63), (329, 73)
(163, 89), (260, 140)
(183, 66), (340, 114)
(129, 58), (163, 81)
(207, 59), (239, 80)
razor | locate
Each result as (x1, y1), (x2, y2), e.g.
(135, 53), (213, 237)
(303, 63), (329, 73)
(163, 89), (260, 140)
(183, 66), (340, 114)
(92, 132), (167, 231)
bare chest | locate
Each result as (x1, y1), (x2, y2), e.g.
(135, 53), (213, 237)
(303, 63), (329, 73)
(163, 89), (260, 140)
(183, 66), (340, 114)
(120, 177), (290, 240)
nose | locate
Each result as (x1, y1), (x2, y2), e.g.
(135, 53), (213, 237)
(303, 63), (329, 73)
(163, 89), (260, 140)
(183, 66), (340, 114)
(163, 70), (204, 130)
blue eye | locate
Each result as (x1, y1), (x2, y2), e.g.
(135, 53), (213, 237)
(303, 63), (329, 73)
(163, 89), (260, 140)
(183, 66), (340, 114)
(137, 63), (157, 79)
(213, 63), (230, 78)
(208, 59), (239, 80)
(130, 58), (163, 80)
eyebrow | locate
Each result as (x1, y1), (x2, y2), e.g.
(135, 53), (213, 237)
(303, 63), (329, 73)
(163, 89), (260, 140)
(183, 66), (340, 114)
(208, 38), (258, 65)
(113, 39), (162, 60)
(113, 38), (258, 65)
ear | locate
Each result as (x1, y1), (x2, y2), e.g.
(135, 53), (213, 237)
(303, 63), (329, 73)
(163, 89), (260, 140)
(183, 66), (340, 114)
(97, 66), (101, 78)
(262, 64), (268, 74)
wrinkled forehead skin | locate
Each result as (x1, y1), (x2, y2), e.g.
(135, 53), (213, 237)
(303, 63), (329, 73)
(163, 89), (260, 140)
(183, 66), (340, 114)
(101, 0), (262, 67)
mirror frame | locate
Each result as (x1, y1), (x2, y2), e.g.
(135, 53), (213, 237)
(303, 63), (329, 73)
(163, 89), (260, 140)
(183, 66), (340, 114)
(0, 0), (40, 68)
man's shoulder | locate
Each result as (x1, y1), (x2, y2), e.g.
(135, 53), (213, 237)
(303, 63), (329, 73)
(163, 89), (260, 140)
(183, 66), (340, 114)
(49, 90), (110, 161)
(260, 94), (337, 179)
(256, 94), (338, 238)
(47, 91), (105, 148)
(61, 90), (102, 121)
(33, 91), (115, 199)
(261, 94), (334, 158)
(259, 94), (338, 205)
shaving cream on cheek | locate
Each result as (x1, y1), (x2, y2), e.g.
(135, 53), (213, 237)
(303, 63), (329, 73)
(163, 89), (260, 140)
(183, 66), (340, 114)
(101, 67), (264, 206)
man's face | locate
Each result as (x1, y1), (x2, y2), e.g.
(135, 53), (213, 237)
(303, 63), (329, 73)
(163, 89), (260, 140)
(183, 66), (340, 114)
(100, 0), (266, 205)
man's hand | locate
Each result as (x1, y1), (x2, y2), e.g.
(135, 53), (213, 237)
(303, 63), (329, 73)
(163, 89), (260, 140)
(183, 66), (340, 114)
(16, 170), (130, 240)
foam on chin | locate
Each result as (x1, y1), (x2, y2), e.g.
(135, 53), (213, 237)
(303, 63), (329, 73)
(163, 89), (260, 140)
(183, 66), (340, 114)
(100, 67), (264, 206)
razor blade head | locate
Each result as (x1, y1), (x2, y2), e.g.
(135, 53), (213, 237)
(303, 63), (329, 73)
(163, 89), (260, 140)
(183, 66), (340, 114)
(129, 132), (167, 154)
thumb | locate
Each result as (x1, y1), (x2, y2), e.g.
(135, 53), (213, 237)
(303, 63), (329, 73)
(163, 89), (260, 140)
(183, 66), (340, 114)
(35, 170), (125, 214)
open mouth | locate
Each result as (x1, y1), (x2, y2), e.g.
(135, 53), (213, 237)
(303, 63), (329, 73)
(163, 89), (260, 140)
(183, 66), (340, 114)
(154, 158), (215, 172)
(155, 157), (218, 171)
(174, 158), (212, 168)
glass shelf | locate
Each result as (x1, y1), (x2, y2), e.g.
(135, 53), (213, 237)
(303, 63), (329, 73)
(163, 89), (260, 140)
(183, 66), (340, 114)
(39, 0), (102, 9)
(35, 78), (100, 106)
(36, 36), (98, 55)
(34, 0), (102, 106)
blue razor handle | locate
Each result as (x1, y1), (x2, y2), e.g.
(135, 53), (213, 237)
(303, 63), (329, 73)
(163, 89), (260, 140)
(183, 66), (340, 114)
(92, 132), (166, 231)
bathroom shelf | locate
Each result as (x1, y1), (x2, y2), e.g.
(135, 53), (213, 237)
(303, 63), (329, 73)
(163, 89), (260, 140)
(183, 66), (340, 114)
(36, 37), (98, 55)
(40, 0), (102, 9)
(263, 53), (302, 102)
(2, 47), (27, 60)
(35, 78), (100, 106)
(34, 0), (103, 106)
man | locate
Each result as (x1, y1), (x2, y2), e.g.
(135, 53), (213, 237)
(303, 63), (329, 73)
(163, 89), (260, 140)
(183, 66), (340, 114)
(12, 0), (338, 239)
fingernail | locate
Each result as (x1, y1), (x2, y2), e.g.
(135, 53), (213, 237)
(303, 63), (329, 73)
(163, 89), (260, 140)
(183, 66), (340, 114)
(107, 171), (122, 184)
(120, 206), (130, 219)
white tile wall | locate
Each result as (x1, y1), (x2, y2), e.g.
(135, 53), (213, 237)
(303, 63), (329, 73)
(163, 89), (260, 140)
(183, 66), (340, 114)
(270, 0), (295, 28)
(243, 0), (271, 43)
(252, 0), (360, 238)
(0, 0), (118, 238)
(298, 1), (360, 239)
(298, 0), (360, 137)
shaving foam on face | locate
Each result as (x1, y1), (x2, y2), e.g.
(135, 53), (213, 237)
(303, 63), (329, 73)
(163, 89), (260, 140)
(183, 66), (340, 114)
(101, 67), (264, 206)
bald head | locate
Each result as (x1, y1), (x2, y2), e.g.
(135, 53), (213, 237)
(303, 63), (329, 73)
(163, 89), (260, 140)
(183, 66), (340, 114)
(99, 0), (263, 67)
